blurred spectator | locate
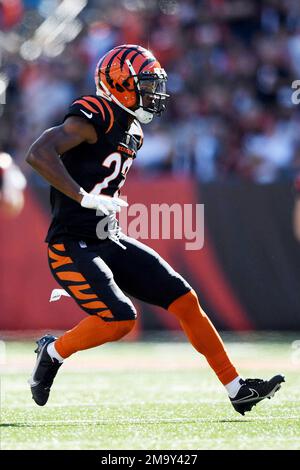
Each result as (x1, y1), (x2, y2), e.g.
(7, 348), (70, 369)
(0, 152), (26, 216)
(1, 0), (300, 185)
(0, 0), (23, 30)
(136, 123), (173, 172)
(243, 117), (296, 182)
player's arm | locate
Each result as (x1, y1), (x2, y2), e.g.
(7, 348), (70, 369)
(25, 116), (96, 203)
(26, 116), (127, 213)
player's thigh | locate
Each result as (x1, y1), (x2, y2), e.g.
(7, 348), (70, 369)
(108, 235), (191, 308)
(48, 240), (136, 321)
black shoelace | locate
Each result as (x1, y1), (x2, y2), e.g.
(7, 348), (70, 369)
(244, 378), (264, 385)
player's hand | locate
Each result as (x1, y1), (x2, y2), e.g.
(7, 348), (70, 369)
(79, 188), (128, 215)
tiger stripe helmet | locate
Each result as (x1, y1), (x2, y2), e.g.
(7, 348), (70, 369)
(94, 44), (169, 124)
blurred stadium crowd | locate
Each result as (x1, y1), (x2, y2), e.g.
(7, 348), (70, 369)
(1, 0), (300, 185)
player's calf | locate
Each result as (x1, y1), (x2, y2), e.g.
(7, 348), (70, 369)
(51, 315), (136, 359)
(29, 316), (136, 406)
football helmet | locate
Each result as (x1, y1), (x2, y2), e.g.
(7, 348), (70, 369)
(94, 44), (169, 124)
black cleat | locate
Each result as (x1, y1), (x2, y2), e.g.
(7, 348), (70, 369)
(28, 334), (62, 406)
(230, 374), (285, 415)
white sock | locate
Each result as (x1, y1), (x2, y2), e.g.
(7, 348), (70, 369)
(225, 376), (243, 398)
(47, 341), (64, 363)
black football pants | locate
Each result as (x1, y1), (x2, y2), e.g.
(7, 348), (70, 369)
(48, 235), (191, 322)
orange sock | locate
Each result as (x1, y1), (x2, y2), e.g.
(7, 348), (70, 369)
(55, 315), (135, 359)
(168, 290), (238, 385)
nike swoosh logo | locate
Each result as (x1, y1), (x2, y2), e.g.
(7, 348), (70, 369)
(233, 388), (260, 403)
(28, 379), (39, 387)
(80, 109), (93, 119)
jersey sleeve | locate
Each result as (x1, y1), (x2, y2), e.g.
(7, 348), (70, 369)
(63, 95), (114, 138)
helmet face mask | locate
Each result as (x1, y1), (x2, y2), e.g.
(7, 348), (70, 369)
(137, 72), (169, 116)
(95, 45), (169, 124)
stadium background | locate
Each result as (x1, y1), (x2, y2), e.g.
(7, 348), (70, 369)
(1, 0), (300, 334)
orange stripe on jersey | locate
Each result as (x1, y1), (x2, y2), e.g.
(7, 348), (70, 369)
(48, 248), (66, 261)
(51, 258), (73, 269)
(48, 248), (73, 269)
(56, 271), (86, 282)
(68, 284), (97, 300)
(83, 96), (106, 120)
(81, 300), (109, 309)
(73, 99), (99, 114)
(101, 99), (114, 133)
(52, 244), (65, 252)
(97, 310), (114, 319)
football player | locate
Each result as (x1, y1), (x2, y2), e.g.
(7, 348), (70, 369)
(26, 45), (284, 415)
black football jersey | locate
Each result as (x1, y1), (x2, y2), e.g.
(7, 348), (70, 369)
(45, 95), (143, 242)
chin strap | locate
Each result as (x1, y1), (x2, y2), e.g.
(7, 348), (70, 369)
(134, 107), (153, 124)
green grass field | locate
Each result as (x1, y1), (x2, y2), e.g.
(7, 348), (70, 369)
(1, 334), (300, 450)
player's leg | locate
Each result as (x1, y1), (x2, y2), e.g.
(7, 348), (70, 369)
(104, 235), (238, 384)
(29, 239), (136, 406)
(48, 241), (136, 358)
(105, 235), (284, 414)
(167, 289), (285, 414)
